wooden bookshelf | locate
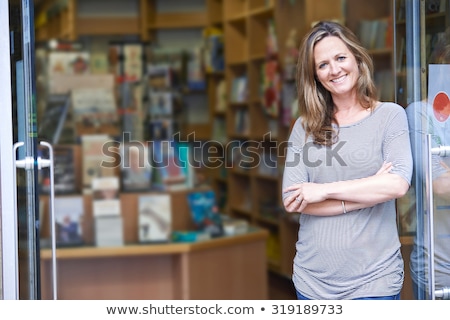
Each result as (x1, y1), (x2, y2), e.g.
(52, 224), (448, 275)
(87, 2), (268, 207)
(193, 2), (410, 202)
(346, 0), (395, 102)
(34, 0), (347, 284)
(222, 0), (345, 278)
(35, 0), (142, 41)
(35, 0), (77, 41)
(76, 16), (140, 36)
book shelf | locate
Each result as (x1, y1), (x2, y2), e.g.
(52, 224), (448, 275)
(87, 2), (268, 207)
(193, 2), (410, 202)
(35, 0), (346, 280)
(203, 0), (228, 212)
(222, 0), (344, 277)
(35, 0), (142, 41)
(346, 0), (395, 103)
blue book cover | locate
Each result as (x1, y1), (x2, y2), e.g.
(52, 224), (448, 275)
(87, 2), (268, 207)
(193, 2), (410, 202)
(187, 190), (223, 237)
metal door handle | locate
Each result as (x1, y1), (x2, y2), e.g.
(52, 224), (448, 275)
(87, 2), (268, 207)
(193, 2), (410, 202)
(436, 287), (450, 300)
(426, 136), (450, 300)
(11, 142), (24, 300)
(38, 141), (57, 300)
(425, 135), (436, 299)
(431, 146), (450, 157)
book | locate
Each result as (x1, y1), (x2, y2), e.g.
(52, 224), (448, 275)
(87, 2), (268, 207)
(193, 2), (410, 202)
(283, 28), (299, 81)
(358, 19), (380, 49)
(92, 176), (121, 217)
(47, 51), (91, 110)
(123, 44), (143, 82)
(108, 43), (122, 76)
(234, 109), (250, 136)
(120, 143), (153, 192)
(281, 82), (296, 127)
(186, 190), (223, 237)
(54, 196), (84, 247)
(90, 53), (109, 74)
(149, 91), (173, 118)
(48, 73), (115, 95)
(215, 79), (227, 113)
(48, 51), (90, 78)
(266, 19), (278, 59)
(94, 215), (124, 247)
(186, 46), (206, 90)
(148, 63), (172, 89)
(203, 27), (224, 73)
(138, 194), (172, 242)
(358, 18), (392, 50)
(220, 215), (249, 236)
(152, 140), (187, 191)
(176, 142), (195, 190)
(147, 48), (184, 88)
(119, 82), (145, 141)
(230, 76), (247, 103)
(148, 119), (173, 141)
(81, 134), (115, 189)
(212, 118), (227, 144)
(261, 60), (281, 117)
(92, 176), (123, 247)
(172, 230), (211, 243)
(71, 87), (118, 128)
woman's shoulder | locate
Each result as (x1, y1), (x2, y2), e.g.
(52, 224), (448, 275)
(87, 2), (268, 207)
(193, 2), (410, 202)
(291, 116), (304, 131)
(288, 117), (307, 142)
(375, 101), (407, 116)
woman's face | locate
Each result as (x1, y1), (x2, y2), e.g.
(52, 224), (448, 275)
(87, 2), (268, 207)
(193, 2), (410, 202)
(313, 36), (359, 98)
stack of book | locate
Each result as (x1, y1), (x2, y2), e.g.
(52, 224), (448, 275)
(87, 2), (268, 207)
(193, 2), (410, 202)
(92, 177), (123, 247)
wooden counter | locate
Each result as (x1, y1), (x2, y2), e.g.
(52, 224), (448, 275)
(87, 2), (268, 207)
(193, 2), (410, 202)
(40, 228), (269, 300)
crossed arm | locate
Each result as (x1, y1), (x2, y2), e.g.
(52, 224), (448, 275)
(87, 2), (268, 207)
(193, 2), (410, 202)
(283, 162), (410, 216)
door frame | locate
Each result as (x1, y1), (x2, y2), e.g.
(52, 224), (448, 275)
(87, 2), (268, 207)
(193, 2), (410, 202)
(0, 0), (20, 300)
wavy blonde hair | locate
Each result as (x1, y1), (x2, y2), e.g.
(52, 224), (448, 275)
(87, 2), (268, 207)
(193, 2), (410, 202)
(296, 21), (378, 146)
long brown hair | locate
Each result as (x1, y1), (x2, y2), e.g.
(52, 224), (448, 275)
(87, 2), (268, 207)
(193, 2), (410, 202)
(296, 21), (377, 146)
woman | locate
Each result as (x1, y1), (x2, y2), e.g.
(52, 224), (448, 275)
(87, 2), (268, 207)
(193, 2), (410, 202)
(282, 21), (413, 300)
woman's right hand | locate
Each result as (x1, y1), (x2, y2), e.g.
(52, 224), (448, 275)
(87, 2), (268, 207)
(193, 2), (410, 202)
(376, 161), (393, 175)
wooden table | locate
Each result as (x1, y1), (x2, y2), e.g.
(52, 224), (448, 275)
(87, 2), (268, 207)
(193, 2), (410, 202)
(40, 228), (269, 300)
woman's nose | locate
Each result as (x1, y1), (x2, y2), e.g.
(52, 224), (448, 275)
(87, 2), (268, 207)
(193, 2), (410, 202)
(329, 62), (340, 74)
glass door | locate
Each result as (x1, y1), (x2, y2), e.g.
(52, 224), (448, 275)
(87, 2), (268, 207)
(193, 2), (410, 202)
(395, 0), (450, 300)
(1, 0), (56, 300)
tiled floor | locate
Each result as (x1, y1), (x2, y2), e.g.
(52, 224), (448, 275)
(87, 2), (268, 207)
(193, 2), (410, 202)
(268, 271), (296, 300)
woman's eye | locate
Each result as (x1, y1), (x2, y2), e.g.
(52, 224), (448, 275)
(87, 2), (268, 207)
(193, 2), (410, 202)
(337, 56), (346, 61)
(318, 63), (326, 69)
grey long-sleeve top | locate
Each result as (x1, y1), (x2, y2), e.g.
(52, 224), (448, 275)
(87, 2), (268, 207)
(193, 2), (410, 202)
(282, 102), (413, 299)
